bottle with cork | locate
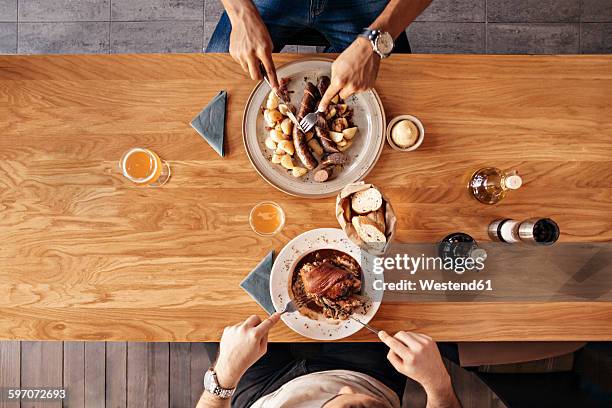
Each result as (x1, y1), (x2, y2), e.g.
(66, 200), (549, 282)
(468, 167), (523, 204)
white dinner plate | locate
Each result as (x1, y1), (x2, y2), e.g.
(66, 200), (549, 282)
(270, 228), (384, 340)
(243, 59), (386, 198)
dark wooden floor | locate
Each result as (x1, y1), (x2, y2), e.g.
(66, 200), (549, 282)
(0, 341), (504, 408)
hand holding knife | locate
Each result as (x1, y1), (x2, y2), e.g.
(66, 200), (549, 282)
(260, 64), (305, 133)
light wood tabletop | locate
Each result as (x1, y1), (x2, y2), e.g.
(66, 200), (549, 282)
(1, 54), (611, 342)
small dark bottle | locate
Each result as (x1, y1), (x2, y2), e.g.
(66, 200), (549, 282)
(438, 233), (487, 274)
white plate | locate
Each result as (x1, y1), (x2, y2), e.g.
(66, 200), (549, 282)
(243, 59), (386, 199)
(270, 228), (384, 340)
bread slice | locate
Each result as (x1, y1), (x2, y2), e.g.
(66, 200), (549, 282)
(351, 187), (383, 214)
(352, 216), (386, 244)
(366, 207), (386, 234)
(342, 197), (352, 223)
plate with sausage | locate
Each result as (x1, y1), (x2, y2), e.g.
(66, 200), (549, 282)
(270, 228), (384, 340)
(243, 59), (386, 198)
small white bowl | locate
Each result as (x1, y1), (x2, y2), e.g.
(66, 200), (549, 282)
(386, 115), (425, 152)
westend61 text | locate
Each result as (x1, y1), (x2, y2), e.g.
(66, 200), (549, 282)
(374, 279), (493, 292)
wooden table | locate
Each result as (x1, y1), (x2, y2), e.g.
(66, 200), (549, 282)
(1, 54), (611, 342)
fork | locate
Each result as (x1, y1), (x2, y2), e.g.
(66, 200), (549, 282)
(279, 295), (308, 315)
(299, 111), (319, 134)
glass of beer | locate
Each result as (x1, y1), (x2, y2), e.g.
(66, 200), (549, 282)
(120, 147), (171, 187)
(249, 201), (285, 236)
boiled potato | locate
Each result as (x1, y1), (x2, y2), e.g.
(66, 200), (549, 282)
(270, 128), (284, 143)
(280, 118), (293, 135)
(329, 131), (344, 143)
(332, 117), (348, 132)
(342, 127), (358, 140)
(266, 91), (279, 110)
(337, 138), (348, 147)
(292, 167), (308, 178)
(263, 110), (276, 127)
(265, 137), (277, 150)
(280, 154), (294, 169)
(308, 138), (324, 156)
(336, 104), (348, 116)
(331, 95), (339, 104)
(278, 104), (289, 115)
(275, 147), (286, 155)
(325, 107), (336, 120)
(278, 140), (295, 156)
(271, 153), (282, 164)
(268, 109), (283, 123)
(337, 139), (353, 152)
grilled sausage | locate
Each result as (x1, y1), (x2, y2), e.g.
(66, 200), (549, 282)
(317, 76), (331, 99)
(293, 82), (319, 170)
(314, 112), (339, 153)
(320, 152), (347, 166)
(314, 166), (334, 182)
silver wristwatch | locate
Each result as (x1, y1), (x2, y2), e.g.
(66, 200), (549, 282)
(359, 28), (394, 59)
(204, 368), (235, 399)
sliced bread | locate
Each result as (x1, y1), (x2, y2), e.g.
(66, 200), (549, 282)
(366, 207), (386, 234)
(352, 215), (386, 244)
(351, 187), (383, 214)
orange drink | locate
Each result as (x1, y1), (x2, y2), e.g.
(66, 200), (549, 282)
(120, 147), (170, 187)
(249, 202), (285, 236)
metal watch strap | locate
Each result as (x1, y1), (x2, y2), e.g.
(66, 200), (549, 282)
(205, 369), (235, 399)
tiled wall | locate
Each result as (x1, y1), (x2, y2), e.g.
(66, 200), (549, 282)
(0, 0), (611, 54)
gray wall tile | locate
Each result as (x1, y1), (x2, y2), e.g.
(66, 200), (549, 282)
(406, 22), (485, 53)
(487, 0), (580, 23)
(111, 21), (203, 53)
(0, 0), (17, 21)
(205, 0), (224, 22)
(19, 22), (109, 54)
(0, 22), (16, 52)
(416, 0), (485, 22)
(202, 21), (217, 50)
(581, 23), (612, 53)
(581, 0), (612, 22)
(112, 0), (203, 21)
(19, 0), (110, 22)
(487, 23), (579, 54)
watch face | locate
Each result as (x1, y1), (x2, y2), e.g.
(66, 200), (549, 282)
(203, 369), (214, 392)
(376, 32), (394, 55)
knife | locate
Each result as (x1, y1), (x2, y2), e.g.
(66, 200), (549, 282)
(259, 64), (305, 134)
(350, 316), (381, 335)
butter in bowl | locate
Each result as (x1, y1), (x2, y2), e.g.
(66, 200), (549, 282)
(336, 182), (397, 255)
(386, 115), (425, 152)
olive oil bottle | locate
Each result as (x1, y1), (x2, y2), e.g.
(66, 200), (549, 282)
(469, 167), (522, 204)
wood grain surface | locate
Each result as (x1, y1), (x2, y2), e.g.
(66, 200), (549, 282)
(0, 54), (611, 342)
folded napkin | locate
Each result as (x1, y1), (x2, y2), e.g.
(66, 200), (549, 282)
(240, 250), (276, 315)
(190, 90), (227, 157)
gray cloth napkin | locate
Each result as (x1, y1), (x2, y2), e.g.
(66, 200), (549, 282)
(190, 90), (227, 157)
(240, 250), (276, 315)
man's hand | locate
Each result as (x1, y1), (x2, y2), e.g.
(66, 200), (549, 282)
(214, 313), (281, 388)
(318, 37), (380, 112)
(224, 1), (278, 88)
(379, 331), (460, 407)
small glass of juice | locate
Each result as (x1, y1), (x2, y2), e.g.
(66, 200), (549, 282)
(249, 201), (285, 236)
(120, 147), (171, 187)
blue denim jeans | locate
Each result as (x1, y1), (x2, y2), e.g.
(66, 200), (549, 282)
(205, 0), (411, 53)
